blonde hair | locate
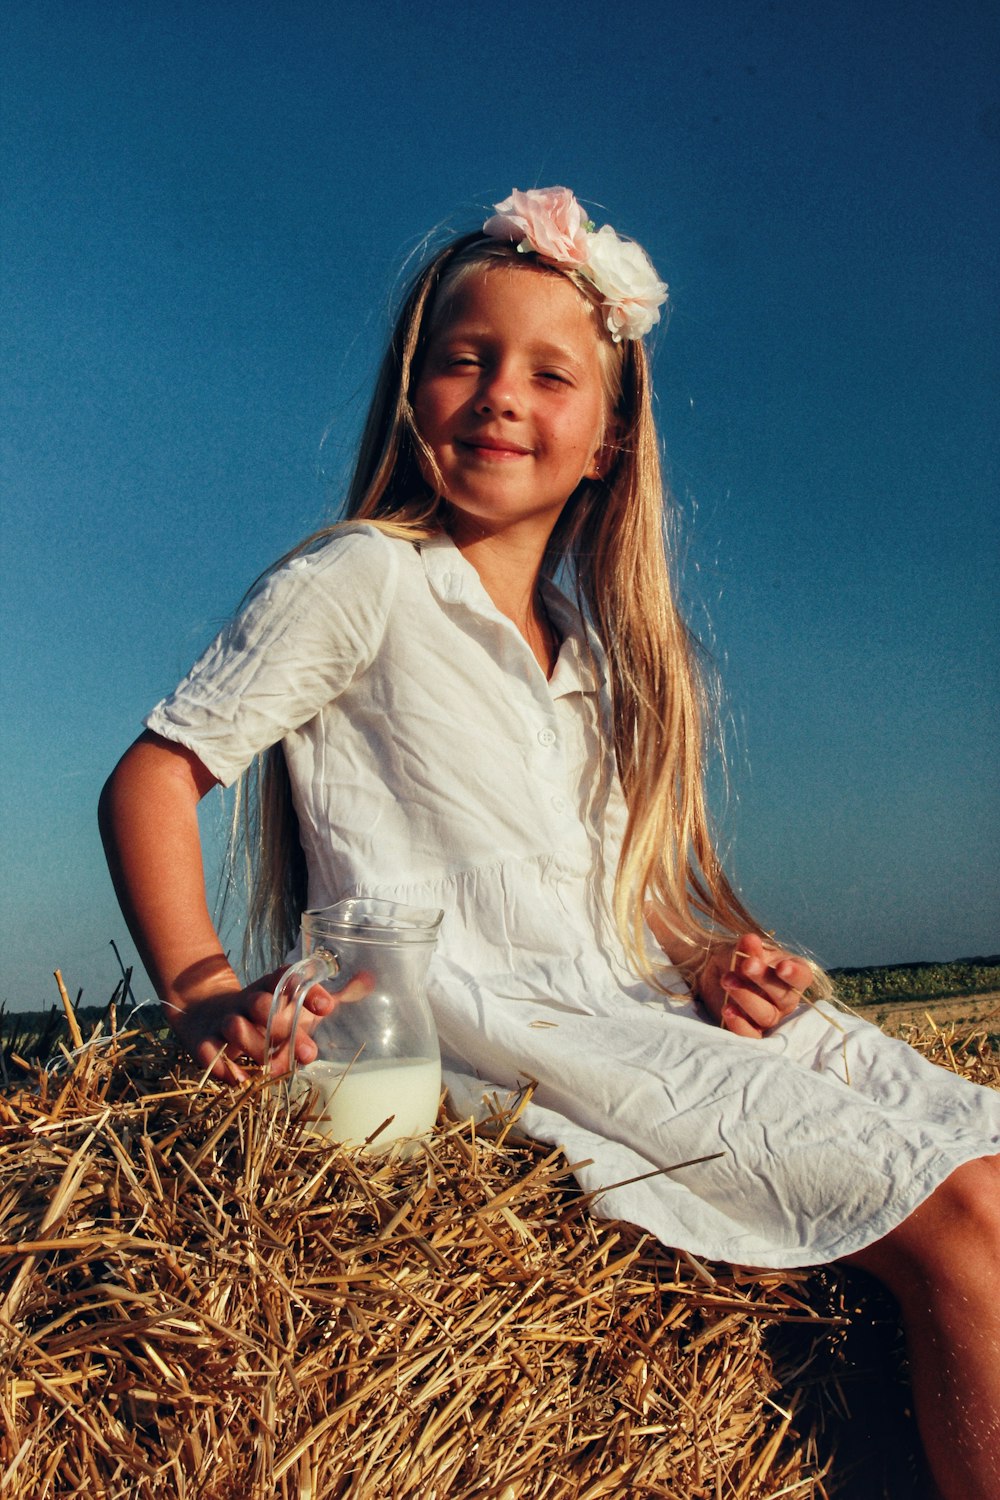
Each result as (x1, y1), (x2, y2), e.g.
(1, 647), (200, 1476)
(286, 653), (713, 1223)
(235, 233), (822, 996)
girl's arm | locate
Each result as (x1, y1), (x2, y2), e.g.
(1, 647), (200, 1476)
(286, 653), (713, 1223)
(98, 731), (318, 1080)
(648, 911), (814, 1039)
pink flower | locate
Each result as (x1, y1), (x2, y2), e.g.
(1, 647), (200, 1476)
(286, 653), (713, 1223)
(482, 185), (669, 341)
(483, 187), (591, 266)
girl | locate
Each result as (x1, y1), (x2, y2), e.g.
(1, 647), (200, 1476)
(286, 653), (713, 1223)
(100, 187), (1000, 1499)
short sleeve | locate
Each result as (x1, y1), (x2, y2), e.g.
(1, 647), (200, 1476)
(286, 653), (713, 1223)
(145, 527), (401, 786)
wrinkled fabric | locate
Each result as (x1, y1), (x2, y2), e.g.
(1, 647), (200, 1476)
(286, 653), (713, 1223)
(148, 527), (1000, 1268)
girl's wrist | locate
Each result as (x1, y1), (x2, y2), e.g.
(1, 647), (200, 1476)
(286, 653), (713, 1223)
(160, 953), (243, 1014)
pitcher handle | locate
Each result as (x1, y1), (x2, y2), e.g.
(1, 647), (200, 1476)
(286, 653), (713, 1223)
(265, 947), (339, 1073)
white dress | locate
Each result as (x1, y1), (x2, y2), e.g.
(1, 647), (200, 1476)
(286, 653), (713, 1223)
(146, 527), (1000, 1268)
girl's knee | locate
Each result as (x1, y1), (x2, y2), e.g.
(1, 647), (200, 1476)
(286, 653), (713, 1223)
(928, 1155), (1000, 1241)
(847, 1155), (1000, 1293)
(909, 1156), (1000, 1275)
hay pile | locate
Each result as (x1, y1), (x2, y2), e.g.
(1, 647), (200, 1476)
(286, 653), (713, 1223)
(1, 993), (996, 1499)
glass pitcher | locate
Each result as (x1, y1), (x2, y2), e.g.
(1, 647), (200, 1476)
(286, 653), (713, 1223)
(266, 898), (443, 1153)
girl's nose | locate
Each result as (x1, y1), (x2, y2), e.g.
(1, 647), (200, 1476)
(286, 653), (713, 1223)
(474, 364), (522, 417)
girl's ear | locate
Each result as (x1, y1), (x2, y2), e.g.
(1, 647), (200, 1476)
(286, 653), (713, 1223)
(585, 419), (623, 481)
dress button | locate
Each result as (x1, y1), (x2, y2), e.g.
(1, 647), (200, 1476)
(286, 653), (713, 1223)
(551, 795), (568, 814)
(537, 727), (557, 747)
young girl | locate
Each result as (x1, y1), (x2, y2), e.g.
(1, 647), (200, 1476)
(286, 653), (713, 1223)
(100, 187), (1000, 1499)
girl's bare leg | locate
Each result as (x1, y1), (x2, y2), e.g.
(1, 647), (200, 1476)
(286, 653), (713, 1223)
(843, 1155), (1000, 1500)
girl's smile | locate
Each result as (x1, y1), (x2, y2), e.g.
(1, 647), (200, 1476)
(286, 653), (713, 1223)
(456, 436), (533, 459)
(413, 266), (609, 545)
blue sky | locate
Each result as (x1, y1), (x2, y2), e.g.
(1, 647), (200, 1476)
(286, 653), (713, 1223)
(2, 0), (998, 1011)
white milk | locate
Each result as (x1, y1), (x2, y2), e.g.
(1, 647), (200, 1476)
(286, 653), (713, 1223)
(289, 1057), (441, 1153)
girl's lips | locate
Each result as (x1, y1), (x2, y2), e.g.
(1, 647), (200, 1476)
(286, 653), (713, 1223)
(456, 437), (532, 459)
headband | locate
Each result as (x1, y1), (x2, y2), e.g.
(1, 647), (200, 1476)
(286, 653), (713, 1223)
(483, 186), (668, 342)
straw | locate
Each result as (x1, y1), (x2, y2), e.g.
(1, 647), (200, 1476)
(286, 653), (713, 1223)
(1, 998), (995, 1498)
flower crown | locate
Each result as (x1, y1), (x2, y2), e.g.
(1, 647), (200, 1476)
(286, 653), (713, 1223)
(482, 186), (668, 343)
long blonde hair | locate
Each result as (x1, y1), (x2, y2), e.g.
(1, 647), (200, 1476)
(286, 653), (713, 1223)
(236, 233), (805, 991)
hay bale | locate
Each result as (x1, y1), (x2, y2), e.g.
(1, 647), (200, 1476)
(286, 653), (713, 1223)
(1, 1004), (996, 1499)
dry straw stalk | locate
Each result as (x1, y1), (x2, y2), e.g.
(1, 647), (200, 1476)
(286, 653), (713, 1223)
(1, 1001), (996, 1499)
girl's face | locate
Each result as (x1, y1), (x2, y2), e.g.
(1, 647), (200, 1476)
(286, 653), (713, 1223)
(413, 266), (610, 547)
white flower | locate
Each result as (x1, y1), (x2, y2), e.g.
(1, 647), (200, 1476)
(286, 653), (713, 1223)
(483, 186), (669, 342)
(580, 225), (669, 342)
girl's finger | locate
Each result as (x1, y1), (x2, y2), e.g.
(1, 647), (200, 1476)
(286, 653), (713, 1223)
(720, 999), (766, 1039)
(220, 1013), (268, 1062)
(732, 941), (810, 1014)
(300, 981), (339, 1016)
(264, 1029), (318, 1073)
(774, 956), (813, 997)
(302, 969), (376, 1013)
(751, 973), (803, 1016)
(242, 971), (290, 1026)
(720, 975), (780, 1031)
(291, 1029), (319, 1066)
(195, 1038), (250, 1084)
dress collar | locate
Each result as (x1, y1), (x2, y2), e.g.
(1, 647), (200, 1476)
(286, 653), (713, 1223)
(417, 532), (599, 696)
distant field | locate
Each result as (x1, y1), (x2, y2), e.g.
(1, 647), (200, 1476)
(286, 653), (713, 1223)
(862, 991), (1000, 1038)
(3, 957), (999, 1068)
(829, 957), (1000, 1040)
(829, 956), (1000, 1008)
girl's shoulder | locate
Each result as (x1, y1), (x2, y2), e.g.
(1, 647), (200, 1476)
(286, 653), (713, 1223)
(232, 524), (417, 639)
(260, 521), (419, 597)
(288, 520), (410, 572)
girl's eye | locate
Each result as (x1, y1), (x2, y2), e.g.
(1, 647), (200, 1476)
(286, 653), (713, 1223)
(538, 371), (570, 386)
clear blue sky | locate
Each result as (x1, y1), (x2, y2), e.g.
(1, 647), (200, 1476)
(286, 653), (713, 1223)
(2, 0), (998, 1011)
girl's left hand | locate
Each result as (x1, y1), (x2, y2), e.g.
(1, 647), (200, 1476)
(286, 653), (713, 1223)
(699, 933), (813, 1038)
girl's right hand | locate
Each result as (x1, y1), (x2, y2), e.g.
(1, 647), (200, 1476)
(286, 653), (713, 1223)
(165, 965), (373, 1082)
(162, 968), (291, 1082)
